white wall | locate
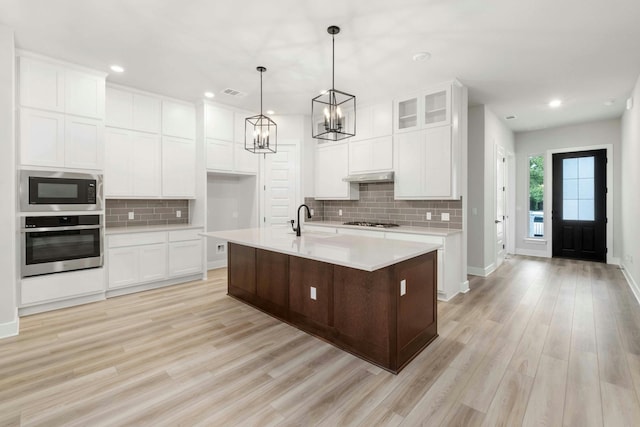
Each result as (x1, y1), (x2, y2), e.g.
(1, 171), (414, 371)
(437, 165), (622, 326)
(467, 105), (515, 275)
(206, 174), (257, 268)
(515, 119), (622, 259)
(0, 24), (17, 338)
(467, 106), (485, 269)
(621, 75), (640, 299)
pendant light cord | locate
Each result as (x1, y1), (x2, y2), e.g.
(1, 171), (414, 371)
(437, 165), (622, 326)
(260, 69), (263, 115)
(332, 33), (335, 91)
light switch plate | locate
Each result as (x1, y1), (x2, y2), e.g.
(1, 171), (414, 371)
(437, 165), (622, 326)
(310, 286), (317, 300)
(310, 208), (315, 216)
(400, 279), (406, 296)
(176, 210), (181, 218)
(339, 209), (343, 216)
(441, 212), (450, 221)
(128, 211), (134, 220)
(426, 212), (432, 220)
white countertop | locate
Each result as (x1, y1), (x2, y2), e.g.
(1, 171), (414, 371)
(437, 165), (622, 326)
(105, 224), (204, 235)
(304, 221), (463, 237)
(201, 227), (440, 272)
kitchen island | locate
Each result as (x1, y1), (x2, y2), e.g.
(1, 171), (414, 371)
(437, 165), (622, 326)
(202, 227), (440, 373)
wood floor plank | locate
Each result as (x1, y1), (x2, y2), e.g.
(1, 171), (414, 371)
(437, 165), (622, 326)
(481, 369), (534, 427)
(521, 355), (568, 427)
(1, 257), (638, 426)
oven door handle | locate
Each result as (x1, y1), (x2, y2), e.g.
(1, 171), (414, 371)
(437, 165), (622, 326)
(21, 225), (102, 233)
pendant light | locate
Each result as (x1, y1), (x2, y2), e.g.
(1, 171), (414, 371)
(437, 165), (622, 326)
(312, 25), (356, 141)
(245, 66), (277, 154)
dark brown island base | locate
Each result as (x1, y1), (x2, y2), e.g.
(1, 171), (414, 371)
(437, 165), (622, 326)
(226, 241), (438, 374)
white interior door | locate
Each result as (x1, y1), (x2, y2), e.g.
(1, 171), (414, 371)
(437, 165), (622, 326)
(262, 143), (299, 228)
(496, 144), (506, 267)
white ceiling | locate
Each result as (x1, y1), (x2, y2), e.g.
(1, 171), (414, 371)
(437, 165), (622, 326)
(1, 0), (639, 132)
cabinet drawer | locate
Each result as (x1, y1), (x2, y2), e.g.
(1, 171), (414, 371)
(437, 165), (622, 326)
(108, 231), (167, 248)
(21, 267), (104, 305)
(168, 228), (203, 242)
(384, 232), (444, 246)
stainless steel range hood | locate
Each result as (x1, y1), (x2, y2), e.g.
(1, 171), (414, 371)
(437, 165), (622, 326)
(342, 171), (395, 183)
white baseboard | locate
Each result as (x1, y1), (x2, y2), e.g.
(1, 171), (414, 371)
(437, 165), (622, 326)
(467, 263), (496, 277)
(207, 260), (227, 270)
(106, 274), (202, 298)
(515, 248), (550, 258)
(621, 262), (640, 307)
(460, 280), (470, 293)
(19, 293), (105, 317)
(609, 256), (621, 266)
(0, 310), (19, 339)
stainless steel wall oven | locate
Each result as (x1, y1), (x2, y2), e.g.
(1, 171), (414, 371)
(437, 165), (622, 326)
(21, 215), (103, 278)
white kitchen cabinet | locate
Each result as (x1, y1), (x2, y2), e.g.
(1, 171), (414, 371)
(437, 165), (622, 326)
(394, 125), (457, 200)
(352, 102), (393, 142)
(106, 87), (161, 133)
(19, 56), (65, 112)
(65, 69), (105, 119)
(64, 115), (104, 170)
(18, 54), (106, 170)
(107, 239), (168, 290)
(162, 136), (196, 197)
(169, 240), (203, 277)
(139, 244), (168, 283)
(107, 229), (203, 291)
(131, 132), (162, 197)
(104, 128), (132, 196)
(204, 104), (258, 174)
(234, 142), (259, 174)
(19, 108), (65, 167)
(348, 136), (393, 174)
(20, 267), (104, 306)
(384, 231), (463, 301)
(205, 103), (234, 141)
(105, 129), (161, 197)
(107, 246), (140, 289)
(162, 100), (196, 140)
(315, 142), (359, 200)
(206, 138), (234, 172)
(394, 83), (451, 133)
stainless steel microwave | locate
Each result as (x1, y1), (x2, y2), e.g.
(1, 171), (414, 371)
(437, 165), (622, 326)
(20, 170), (103, 212)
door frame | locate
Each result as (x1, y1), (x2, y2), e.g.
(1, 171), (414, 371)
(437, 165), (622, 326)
(495, 143), (507, 268)
(545, 144), (614, 263)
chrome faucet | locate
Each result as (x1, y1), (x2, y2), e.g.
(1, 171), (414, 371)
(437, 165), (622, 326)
(291, 204), (312, 236)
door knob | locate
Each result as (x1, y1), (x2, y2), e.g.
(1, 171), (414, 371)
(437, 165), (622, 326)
(495, 220), (502, 223)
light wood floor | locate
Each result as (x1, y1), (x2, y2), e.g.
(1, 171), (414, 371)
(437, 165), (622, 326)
(2, 256), (640, 426)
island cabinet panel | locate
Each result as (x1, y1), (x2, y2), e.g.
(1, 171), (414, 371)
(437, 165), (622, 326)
(256, 249), (289, 316)
(333, 266), (395, 368)
(228, 244), (256, 296)
(289, 257), (333, 328)
(396, 251), (437, 368)
(225, 242), (437, 374)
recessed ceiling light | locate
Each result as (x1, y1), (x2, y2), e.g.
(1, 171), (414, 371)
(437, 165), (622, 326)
(604, 99), (615, 106)
(110, 65), (124, 73)
(204, 91), (215, 99)
(266, 110), (275, 115)
(548, 99), (562, 108)
(412, 52), (431, 62)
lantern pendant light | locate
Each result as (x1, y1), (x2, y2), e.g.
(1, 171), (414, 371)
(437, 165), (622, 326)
(245, 66), (277, 154)
(312, 25), (356, 141)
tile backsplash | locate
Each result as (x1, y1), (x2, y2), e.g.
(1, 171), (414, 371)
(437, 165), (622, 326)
(105, 199), (189, 228)
(306, 182), (462, 229)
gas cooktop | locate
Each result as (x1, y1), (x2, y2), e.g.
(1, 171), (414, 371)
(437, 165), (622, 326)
(343, 221), (400, 228)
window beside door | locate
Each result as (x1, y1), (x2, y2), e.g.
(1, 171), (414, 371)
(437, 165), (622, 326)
(528, 155), (544, 238)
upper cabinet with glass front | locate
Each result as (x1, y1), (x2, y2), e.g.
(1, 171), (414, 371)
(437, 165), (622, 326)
(394, 83), (451, 133)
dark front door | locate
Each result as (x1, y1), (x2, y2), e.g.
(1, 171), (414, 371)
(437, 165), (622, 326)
(552, 149), (607, 262)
